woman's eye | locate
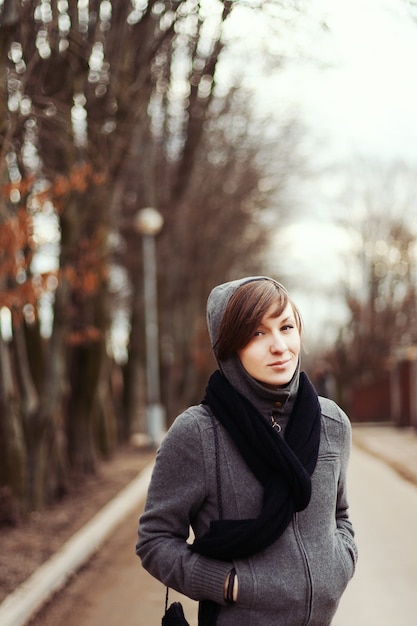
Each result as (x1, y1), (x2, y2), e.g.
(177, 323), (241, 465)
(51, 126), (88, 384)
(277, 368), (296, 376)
(254, 330), (264, 337)
(281, 324), (294, 332)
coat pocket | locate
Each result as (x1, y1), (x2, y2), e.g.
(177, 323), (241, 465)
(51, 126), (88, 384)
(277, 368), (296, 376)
(334, 532), (354, 591)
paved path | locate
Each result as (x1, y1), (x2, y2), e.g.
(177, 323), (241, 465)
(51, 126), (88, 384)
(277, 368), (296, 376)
(334, 445), (417, 626)
(27, 439), (417, 626)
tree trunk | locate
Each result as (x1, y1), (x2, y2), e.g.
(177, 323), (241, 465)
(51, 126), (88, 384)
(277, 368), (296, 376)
(30, 277), (71, 507)
(93, 351), (119, 458)
(0, 333), (29, 521)
(67, 341), (101, 474)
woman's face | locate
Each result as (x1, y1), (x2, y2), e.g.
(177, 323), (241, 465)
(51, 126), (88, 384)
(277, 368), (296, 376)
(237, 301), (301, 388)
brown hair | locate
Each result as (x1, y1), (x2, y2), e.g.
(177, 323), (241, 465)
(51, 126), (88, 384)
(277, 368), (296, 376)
(214, 280), (302, 361)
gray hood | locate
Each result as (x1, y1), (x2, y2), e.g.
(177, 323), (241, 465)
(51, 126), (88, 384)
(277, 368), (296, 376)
(206, 276), (300, 429)
(207, 276), (276, 349)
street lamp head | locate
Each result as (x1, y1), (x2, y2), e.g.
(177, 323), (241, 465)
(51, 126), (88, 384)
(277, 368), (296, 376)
(134, 207), (164, 236)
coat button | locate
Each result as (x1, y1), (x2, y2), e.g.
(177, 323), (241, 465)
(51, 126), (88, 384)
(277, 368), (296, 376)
(274, 401), (282, 408)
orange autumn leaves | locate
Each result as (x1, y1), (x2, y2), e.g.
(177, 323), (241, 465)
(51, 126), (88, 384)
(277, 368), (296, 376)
(0, 164), (105, 340)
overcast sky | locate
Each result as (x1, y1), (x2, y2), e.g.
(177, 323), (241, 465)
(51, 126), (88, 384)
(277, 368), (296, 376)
(244, 0), (417, 346)
(291, 0), (417, 164)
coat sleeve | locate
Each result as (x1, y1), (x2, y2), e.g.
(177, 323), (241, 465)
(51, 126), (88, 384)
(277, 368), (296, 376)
(136, 408), (232, 604)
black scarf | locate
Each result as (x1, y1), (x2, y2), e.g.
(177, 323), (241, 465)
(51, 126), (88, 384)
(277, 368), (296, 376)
(190, 369), (321, 561)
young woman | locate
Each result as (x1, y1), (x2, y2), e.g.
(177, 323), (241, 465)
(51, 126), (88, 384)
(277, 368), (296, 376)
(136, 276), (357, 626)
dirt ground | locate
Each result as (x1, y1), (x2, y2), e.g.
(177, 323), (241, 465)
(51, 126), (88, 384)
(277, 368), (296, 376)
(0, 443), (155, 605)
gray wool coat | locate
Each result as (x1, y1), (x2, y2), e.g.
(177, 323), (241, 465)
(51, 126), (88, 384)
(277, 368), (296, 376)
(136, 396), (358, 626)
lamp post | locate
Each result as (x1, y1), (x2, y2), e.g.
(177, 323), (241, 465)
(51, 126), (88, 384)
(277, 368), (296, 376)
(134, 207), (165, 447)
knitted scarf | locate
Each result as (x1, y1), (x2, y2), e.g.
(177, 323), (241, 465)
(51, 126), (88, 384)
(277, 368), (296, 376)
(191, 369), (321, 561)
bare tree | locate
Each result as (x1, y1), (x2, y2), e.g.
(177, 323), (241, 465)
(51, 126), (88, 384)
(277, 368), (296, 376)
(0, 0), (309, 516)
(325, 163), (417, 409)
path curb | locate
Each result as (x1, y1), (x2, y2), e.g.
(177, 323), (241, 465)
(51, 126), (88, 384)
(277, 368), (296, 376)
(0, 462), (154, 626)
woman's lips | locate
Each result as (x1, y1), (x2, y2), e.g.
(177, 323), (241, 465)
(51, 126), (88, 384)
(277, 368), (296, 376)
(268, 359), (290, 368)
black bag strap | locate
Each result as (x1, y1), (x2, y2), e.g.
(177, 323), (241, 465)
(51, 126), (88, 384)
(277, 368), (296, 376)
(210, 413), (223, 520)
(197, 415), (223, 626)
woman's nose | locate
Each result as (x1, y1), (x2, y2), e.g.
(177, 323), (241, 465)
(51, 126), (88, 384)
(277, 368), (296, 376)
(270, 332), (286, 352)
